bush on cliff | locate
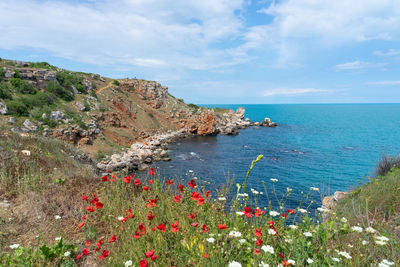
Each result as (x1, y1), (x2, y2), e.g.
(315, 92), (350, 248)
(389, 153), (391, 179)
(10, 78), (37, 95)
(45, 80), (74, 101)
(0, 81), (13, 99)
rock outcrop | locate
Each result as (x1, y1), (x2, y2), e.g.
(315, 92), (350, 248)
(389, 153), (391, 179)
(97, 131), (183, 171)
(119, 80), (168, 109)
(0, 100), (7, 115)
(2, 67), (57, 88)
(322, 191), (349, 210)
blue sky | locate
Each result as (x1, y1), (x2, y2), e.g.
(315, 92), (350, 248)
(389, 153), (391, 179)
(1, 0), (399, 104)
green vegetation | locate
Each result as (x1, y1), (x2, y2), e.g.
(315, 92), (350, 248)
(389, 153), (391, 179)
(45, 81), (74, 101)
(0, 138), (398, 266)
(10, 78), (37, 94)
(28, 62), (56, 70)
(56, 71), (86, 94)
(0, 81), (13, 99)
(177, 98), (184, 103)
(112, 80), (120, 86)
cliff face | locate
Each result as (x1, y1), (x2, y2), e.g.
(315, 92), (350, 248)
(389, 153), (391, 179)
(0, 59), (277, 171)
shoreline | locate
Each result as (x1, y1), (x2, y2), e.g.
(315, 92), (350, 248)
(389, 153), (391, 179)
(96, 108), (277, 172)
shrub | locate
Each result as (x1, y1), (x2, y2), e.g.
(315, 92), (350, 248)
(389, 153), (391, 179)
(0, 69), (5, 82)
(375, 155), (400, 176)
(177, 98), (184, 103)
(21, 92), (56, 108)
(28, 61), (55, 69)
(56, 71), (86, 94)
(10, 78), (37, 94)
(5, 99), (28, 116)
(45, 81), (74, 101)
(0, 81), (13, 99)
(113, 80), (120, 86)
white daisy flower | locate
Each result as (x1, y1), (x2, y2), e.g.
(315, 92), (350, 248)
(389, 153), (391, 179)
(125, 260), (133, 267)
(303, 231), (312, 237)
(228, 261), (242, 267)
(310, 187), (319, 191)
(340, 217), (348, 223)
(206, 237), (215, 243)
(229, 231), (242, 238)
(288, 225), (297, 229)
(55, 215), (61, 220)
(317, 207), (330, 213)
(298, 208), (308, 213)
(268, 229), (277, 235)
(238, 239), (246, 244)
(236, 211), (244, 216)
(351, 226), (363, 233)
(270, 178), (278, 182)
(9, 244), (20, 249)
(332, 257), (340, 262)
(338, 251), (352, 259)
(218, 197), (226, 201)
(362, 240), (369, 245)
(261, 245), (274, 254)
(63, 251), (71, 257)
(306, 258), (314, 264)
(55, 237), (62, 241)
(365, 226), (377, 233)
(269, 211), (280, 217)
(287, 259), (295, 265)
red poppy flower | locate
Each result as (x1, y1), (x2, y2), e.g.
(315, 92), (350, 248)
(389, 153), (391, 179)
(76, 253), (82, 260)
(254, 208), (265, 217)
(134, 179), (141, 186)
(202, 224), (209, 233)
(203, 254), (210, 258)
(98, 239), (105, 245)
(82, 215), (86, 220)
(177, 184), (185, 193)
(99, 250), (109, 260)
(143, 186), (149, 191)
(281, 213), (288, 219)
(188, 179), (196, 188)
(268, 221), (275, 226)
(90, 197), (99, 205)
(82, 195), (88, 201)
(85, 241), (90, 247)
(147, 211), (155, 220)
(149, 179), (153, 184)
(157, 224), (166, 232)
(287, 209), (296, 215)
(173, 195), (182, 203)
(171, 221), (179, 233)
(123, 176), (131, 184)
(279, 253), (285, 259)
(191, 222), (199, 227)
(205, 190), (211, 197)
(108, 235), (117, 243)
(95, 202), (104, 209)
(120, 217), (128, 222)
(281, 260), (291, 266)
(145, 249), (154, 258)
(82, 248), (90, 255)
(105, 170), (111, 173)
(243, 207), (253, 218)
(255, 228), (262, 238)
(253, 248), (260, 255)
(188, 212), (196, 219)
(256, 238), (263, 246)
(217, 224), (228, 230)
(101, 176), (108, 182)
(138, 222), (146, 235)
(148, 168), (155, 176)
(139, 259), (148, 267)
(133, 231), (141, 239)
(86, 206), (95, 212)
(151, 255), (157, 261)
(166, 180), (173, 185)
(152, 227), (156, 231)
(78, 222), (85, 229)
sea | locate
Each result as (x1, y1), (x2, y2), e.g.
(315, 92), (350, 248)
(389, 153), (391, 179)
(154, 104), (400, 211)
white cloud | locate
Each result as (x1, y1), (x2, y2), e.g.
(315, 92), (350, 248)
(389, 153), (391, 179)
(255, 0), (400, 65)
(262, 88), (329, 96)
(0, 0), (245, 70)
(334, 60), (385, 71)
(373, 49), (400, 56)
(366, 80), (400, 85)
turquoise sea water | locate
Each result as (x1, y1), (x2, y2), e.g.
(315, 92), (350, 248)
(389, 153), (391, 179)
(155, 104), (400, 209)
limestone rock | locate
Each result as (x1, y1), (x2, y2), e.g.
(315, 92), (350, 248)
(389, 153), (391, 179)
(50, 111), (65, 121)
(23, 119), (38, 132)
(8, 117), (15, 124)
(0, 100), (7, 115)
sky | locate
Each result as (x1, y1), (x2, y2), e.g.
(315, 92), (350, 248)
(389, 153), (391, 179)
(0, 0), (400, 104)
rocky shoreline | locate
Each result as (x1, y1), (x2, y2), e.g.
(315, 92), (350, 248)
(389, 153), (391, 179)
(97, 108), (277, 172)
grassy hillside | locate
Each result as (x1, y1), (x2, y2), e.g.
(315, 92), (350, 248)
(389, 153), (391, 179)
(0, 134), (398, 266)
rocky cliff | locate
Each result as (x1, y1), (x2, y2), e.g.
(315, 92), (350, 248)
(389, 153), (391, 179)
(0, 58), (277, 171)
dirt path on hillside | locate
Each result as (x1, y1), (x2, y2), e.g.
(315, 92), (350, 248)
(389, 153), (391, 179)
(96, 81), (113, 94)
